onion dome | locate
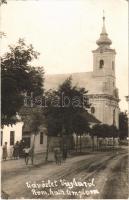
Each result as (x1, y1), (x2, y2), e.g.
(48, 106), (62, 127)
(96, 15), (112, 47)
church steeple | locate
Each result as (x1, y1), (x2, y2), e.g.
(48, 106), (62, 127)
(96, 13), (112, 47)
(92, 13), (116, 78)
(102, 14), (106, 34)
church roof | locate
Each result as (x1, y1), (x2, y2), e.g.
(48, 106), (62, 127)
(81, 110), (101, 124)
(45, 71), (92, 91)
(45, 71), (105, 95)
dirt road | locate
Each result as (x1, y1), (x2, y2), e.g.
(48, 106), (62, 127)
(1, 149), (129, 199)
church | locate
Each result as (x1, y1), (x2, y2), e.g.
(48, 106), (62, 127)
(45, 16), (120, 128)
(1, 15), (120, 158)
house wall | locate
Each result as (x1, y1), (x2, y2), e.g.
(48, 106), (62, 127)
(31, 133), (47, 154)
(1, 122), (48, 158)
(1, 122), (23, 158)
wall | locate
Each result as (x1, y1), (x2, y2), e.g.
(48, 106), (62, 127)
(89, 97), (119, 128)
(1, 122), (23, 158)
(31, 133), (47, 154)
(93, 51), (116, 78)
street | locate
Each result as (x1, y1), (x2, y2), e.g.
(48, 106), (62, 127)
(1, 148), (129, 199)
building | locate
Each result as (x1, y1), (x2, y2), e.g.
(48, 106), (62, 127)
(1, 15), (120, 158)
(1, 111), (47, 158)
(21, 107), (48, 154)
(45, 16), (119, 128)
(1, 122), (23, 158)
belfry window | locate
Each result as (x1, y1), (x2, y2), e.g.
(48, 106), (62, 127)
(99, 60), (104, 69)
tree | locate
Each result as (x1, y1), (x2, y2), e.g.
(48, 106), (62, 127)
(45, 112), (62, 161)
(89, 128), (95, 151)
(27, 108), (45, 164)
(73, 113), (90, 152)
(99, 124), (112, 150)
(91, 124), (102, 150)
(0, 0), (7, 39)
(1, 39), (44, 125)
(119, 111), (128, 140)
(92, 123), (119, 151)
(0, 0), (7, 6)
(44, 77), (90, 158)
(109, 125), (119, 148)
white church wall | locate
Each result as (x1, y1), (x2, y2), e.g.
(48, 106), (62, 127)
(93, 51), (115, 78)
(115, 107), (119, 128)
(89, 97), (119, 128)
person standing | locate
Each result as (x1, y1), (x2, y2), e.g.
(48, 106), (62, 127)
(19, 139), (25, 158)
(13, 144), (16, 159)
(62, 148), (67, 161)
(2, 142), (8, 161)
(29, 146), (34, 165)
(13, 141), (20, 159)
(23, 145), (34, 165)
(15, 141), (20, 159)
(23, 146), (30, 165)
(54, 147), (62, 165)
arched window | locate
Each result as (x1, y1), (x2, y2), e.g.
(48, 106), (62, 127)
(99, 60), (104, 69)
(112, 61), (114, 70)
(91, 107), (95, 114)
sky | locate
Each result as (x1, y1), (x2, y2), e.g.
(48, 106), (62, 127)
(1, 0), (128, 111)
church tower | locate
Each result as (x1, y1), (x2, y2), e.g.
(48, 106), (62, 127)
(89, 14), (119, 127)
(93, 15), (115, 78)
